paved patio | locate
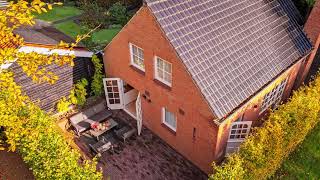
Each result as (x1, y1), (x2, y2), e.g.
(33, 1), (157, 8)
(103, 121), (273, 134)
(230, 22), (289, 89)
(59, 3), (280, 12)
(75, 110), (207, 180)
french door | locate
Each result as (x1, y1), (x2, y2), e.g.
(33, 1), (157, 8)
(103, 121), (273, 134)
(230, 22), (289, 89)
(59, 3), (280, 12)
(136, 93), (142, 135)
(226, 121), (252, 155)
(103, 78), (124, 109)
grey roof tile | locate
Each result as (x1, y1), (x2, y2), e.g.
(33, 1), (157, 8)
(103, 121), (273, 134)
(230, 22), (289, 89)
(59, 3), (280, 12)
(145, 0), (312, 119)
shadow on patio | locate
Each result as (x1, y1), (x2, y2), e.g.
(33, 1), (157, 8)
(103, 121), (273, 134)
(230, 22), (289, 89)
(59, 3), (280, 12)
(74, 110), (207, 180)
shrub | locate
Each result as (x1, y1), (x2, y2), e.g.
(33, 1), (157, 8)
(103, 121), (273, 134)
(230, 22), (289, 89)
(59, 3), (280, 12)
(69, 78), (89, 106)
(56, 96), (72, 113)
(0, 72), (102, 179)
(79, 1), (108, 29)
(210, 75), (320, 180)
(91, 55), (105, 97)
(108, 2), (129, 26)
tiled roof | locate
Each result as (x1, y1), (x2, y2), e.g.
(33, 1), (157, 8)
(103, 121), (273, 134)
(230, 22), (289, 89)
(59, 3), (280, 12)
(145, 0), (312, 118)
(0, 0), (8, 9)
(0, 40), (19, 49)
(14, 22), (76, 46)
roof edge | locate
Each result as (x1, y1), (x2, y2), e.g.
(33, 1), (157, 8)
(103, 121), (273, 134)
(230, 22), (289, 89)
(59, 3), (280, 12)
(216, 51), (312, 125)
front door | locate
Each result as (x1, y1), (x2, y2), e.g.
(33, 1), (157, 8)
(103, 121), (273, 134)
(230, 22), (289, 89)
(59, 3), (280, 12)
(136, 93), (142, 135)
(226, 121), (252, 155)
(103, 78), (124, 109)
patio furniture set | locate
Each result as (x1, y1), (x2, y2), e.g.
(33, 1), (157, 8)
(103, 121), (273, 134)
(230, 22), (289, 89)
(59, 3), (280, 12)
(69, 101), (136, 156)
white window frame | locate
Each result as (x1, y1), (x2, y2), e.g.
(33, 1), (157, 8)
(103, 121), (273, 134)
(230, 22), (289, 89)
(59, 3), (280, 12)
(161, 107), (177, 131)
(260, 78), (288, 113)
(154, 56), (172, 86)
(129, 43), (145, 71)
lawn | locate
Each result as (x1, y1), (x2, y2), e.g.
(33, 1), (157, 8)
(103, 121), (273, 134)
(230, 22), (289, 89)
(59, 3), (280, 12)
(274, 123), (320, 179)
(54, 21), (81, 39)
(54, 20), (120, 45)
(35, 6), (82, 22)
(92, 28), (121, 44)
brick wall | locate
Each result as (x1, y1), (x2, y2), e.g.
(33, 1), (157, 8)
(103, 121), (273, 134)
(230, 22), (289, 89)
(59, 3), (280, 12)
(296, 0), (320, 85)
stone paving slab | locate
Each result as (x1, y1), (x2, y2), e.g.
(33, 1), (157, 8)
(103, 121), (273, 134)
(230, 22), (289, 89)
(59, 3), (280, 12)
(75, 110), (207, 180)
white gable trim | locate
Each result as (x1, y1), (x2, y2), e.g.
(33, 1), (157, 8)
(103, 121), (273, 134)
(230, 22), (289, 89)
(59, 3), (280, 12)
(1, 62), (13, 70)
(19, 46), (93, 57)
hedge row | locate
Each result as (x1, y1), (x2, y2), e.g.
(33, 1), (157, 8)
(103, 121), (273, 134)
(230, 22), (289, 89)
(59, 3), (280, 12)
(0, 72), (102, 179)
(210, 75), (320, 180)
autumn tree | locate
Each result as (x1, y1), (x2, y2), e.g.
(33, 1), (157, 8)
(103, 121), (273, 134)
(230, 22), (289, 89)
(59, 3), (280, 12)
(0, 1), (102, 179)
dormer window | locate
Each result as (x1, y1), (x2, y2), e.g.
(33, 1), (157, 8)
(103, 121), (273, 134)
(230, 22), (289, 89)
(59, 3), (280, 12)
(129, 43), (145, 71)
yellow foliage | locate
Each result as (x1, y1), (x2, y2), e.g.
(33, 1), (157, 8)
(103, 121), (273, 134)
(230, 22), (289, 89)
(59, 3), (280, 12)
(210, 76), (320, 180)
(0, 1), (102, 179)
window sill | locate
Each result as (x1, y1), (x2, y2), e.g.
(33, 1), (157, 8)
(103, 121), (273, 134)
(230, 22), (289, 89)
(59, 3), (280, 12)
(130, 65), (145, 75)
(161, 123), (177, 135)
(154, 79), (172, 90)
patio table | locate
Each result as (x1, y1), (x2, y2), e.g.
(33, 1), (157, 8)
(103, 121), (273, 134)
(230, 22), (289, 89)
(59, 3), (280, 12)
(89, 118), (118, 141)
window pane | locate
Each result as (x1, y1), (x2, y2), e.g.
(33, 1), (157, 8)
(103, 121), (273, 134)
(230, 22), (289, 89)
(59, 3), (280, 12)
(132, 46), (137, 54)
(158, 69), (164, 79)
(131, 44), (144, 69)
(158, 58), (163, 68)
(164, 109), (176, 130)
(156, 57), (172, 85)
(261, 78), (287, 112)
(164, 73), (171, 83)
(138, 49), (144, 59)
(133, 55), (139, 64)
(164, 63), (171, 73)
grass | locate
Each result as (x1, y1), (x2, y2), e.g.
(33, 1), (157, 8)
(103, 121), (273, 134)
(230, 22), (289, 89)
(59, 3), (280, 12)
(54, 21), (81, 39)
(37, 5), (120, 46)
(274, 123), (320, 179)
(35, 6), (82, 22)
(92, 28), (121, 44)
(54, 20), (120, 45)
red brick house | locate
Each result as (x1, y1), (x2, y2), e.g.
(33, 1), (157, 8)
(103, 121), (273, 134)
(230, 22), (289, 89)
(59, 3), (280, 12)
(103, 0), (312, 173)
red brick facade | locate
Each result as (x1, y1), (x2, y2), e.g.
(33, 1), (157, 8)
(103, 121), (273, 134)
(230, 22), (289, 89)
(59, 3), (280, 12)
(104, 5), (309, 173)
(297, 0), (320, 86)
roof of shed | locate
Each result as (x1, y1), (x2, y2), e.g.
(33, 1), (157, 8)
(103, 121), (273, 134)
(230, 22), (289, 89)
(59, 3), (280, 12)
(0, 0), (8, 9)
(145, 0), (312, 119)
(14, 21), (76, 46)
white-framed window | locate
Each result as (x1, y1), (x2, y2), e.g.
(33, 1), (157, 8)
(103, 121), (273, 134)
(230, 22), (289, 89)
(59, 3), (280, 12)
(154, 56), (172, 86)
(129, 43), (144, 71)
(260, 78), (288, 113)
(162, 107), (177, 131)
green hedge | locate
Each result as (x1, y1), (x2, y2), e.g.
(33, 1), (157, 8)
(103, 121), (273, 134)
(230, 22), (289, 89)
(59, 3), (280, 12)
(0, 72), (102, 179)
(210, 76), (320, 180)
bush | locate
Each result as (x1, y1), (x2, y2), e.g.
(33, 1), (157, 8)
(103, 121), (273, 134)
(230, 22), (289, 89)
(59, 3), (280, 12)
(0, 72), (102, 179)
(108, 2), (130, 26)
(69, 78), (89, 106)
(91, 55), (105, 96)
(210, 75), (320, 180)
(56, 96), (72, 113)
(79, 1), (108, 29)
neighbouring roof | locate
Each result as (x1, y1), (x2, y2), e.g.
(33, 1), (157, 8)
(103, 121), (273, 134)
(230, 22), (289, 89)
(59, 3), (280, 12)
(10, 57), (94, 111)
(0, 39), (20, 49)
(14, 21), (77, 46)
(145, 0), (312, 119)
(0, 0), (8, 9)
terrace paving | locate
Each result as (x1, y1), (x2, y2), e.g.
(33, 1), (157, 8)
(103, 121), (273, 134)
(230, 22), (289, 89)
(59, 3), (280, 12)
(75, 110), (207, 180)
